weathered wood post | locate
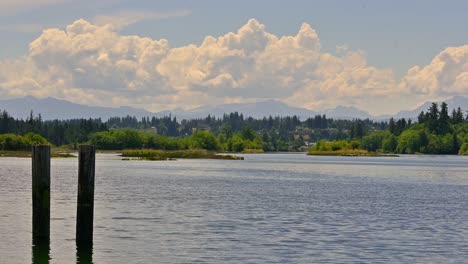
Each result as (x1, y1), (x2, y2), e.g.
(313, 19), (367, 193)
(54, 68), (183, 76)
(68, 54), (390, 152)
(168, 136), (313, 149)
(32, 145), (51, 240)
(76, 145), (96, 244)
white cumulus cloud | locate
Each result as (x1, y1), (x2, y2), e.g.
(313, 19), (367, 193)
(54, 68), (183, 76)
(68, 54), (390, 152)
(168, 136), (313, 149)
(0, 18), (467, 113)
(399, 45), (468, 97)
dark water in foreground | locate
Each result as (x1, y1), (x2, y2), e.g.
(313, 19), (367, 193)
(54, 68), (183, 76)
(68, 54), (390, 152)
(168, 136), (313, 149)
(1, 154), (467, 263)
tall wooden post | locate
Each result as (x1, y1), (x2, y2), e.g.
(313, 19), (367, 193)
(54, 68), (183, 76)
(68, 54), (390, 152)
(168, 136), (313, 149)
(32, 145), (51, 240)
(76, 145), (96, 244)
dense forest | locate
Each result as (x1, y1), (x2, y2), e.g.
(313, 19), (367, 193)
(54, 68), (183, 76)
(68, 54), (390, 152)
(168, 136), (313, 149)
(0, 102), (467, 154)
(312, 103), (468, 155)
(0, 109), (386, 152)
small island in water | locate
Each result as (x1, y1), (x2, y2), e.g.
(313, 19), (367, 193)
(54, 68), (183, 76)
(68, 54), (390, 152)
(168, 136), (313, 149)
(121, 149), (244, 161)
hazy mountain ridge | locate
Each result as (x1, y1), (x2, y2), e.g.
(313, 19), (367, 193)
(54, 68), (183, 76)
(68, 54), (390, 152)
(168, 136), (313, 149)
(1, 96), (467, 121)
(187, 100), (318, 120)
(0, 96), (153, 120)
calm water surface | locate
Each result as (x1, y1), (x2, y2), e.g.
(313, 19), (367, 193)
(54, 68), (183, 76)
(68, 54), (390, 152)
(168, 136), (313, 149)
(1, 154), (467, 263)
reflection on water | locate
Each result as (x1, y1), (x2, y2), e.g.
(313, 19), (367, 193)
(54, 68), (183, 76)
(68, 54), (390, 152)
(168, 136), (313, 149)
(32, 237), (50, 264)
(32, 237), (94, 264)
(76, 243), (93, 264)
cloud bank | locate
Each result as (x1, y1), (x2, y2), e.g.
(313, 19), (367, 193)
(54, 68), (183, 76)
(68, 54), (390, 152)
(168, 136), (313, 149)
(400, 45), (468, 96)
(0, 18), (467, 113)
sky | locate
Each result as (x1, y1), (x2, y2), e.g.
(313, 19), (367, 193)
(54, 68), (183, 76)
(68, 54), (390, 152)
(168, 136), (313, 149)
(0, 0), (467, 115)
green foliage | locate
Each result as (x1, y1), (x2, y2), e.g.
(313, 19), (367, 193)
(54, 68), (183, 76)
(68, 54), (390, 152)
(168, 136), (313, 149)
(394, 128), (464, 155)
(308, 139), (381, 156)
(360, 131), (387, 152)
(382, 133), (398, 153)
(89, 130), (144, 150)
(427, 102), (439, 133)
(313, 140), (354, 151)
(438, 102), (451, 135)
(451, 107), (465, 124)
(191, 131), (221, 151)
(388, 118), (410, 136)
(0, 133), (49, 150)
(396, 129), (427, 154)
(423, 134), (441, 154)
(1, 108), (392, 152)
(240, 126), (257, 141)
(226, 134), (246, 152)
(439, 133), (456, 154)
(225, 126), (263, 152)
(349, 120), (365, 139)
(424, 102), (454, 135)
(353, 103), (467, 155)
(89, 129), (222, 151)
(1, 103), (466, 155)
(459, 143), (468, 155)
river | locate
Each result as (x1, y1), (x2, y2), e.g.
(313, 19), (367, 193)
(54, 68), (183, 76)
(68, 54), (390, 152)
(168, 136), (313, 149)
(1, 153), (467, 263)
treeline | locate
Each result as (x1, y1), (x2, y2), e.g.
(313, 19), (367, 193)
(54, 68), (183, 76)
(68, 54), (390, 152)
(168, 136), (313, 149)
(0, 109), (386, 151)
(354, 102), (467, 155)
(89, 127), (263, 152)
(1, 103), (466, 154)
(104, 113), (387, 151)
(0, 110), (106, 146)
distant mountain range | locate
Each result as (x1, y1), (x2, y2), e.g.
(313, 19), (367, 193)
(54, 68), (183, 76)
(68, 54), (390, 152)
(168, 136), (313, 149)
(0, 96), (153, 120)
(1, 95), (467, 121)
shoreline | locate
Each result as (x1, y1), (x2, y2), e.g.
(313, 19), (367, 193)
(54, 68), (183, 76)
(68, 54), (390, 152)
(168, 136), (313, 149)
(3, 150), (466, 159)
(307, 150), (399, 157)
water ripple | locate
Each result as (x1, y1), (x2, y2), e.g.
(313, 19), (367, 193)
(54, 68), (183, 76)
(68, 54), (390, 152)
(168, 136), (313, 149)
(1, 154), (468, 263)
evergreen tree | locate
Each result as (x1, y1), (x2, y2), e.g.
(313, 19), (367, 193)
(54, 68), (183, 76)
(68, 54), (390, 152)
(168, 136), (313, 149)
(418, 111), (426, 123)
(354, 120), (364, 139)
(395, 118), (407, 136)
(451, 107), (464, 124)
(438, 102), (450, 135)
(389, 118), (396, 135)
(427, 103), (439, 133)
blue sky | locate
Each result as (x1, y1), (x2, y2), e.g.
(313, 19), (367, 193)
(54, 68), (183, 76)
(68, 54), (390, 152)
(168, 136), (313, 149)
(0, 0), (467, 114)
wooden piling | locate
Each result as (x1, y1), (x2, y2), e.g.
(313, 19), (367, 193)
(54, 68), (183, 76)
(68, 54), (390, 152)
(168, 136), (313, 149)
(76, 145), (96, 244)
(32, 145), (51, 240)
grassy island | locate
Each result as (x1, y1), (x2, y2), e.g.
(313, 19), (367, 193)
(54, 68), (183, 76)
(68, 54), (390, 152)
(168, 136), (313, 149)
(307, 149), (398, 157)
(121, 149), (244, 161)
(307, 140), (398, 157)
